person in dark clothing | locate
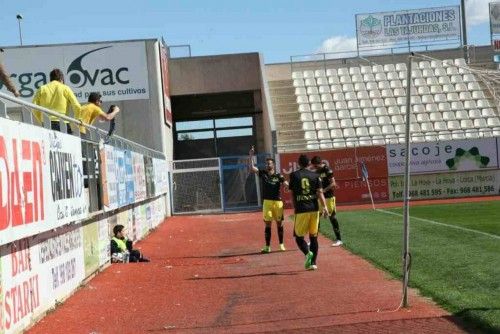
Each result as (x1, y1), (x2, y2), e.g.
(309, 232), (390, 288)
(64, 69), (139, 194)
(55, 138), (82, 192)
(249, 146), (289, 253)
(110, 225), (149, 263)
(289, 154), (328, 270)
(311, 156), (343, 246)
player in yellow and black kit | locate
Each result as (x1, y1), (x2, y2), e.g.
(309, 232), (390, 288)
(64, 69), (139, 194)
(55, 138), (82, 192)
(249, 146), (289, 253)
(311, 156), (343, 246)
(289, 154), (328, 270)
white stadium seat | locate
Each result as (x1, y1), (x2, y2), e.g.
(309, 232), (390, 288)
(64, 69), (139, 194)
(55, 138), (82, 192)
(425, 103), (438, 113)
(369, 90), (382, 99)
(363, 108), (376, 117)
(353, 118), (366, 127)
(451, 101), (464, 111)
(317, 130), (330, 140)
(328, 120), (341, 129)
(347, 100), (359, 109)
(455, 110), (469, 120)
(317, 77), (329, 86)
(338, 68), (349, 76)
(326, 68), (338, 76)
(315, 121), (328, 130)
(464, 100), (477, 109)
(305, 78), (316, 86)
(337, 109), (350, 119)
(459, 92), (472, 101)
(350, 67), (361, 75)
(447, 121), (461, 130)
(306, 86), (319, 95)
(311, 103), (323, 112)
(295, 87), (307, 95)
(429, 112), (443, 122)
(313, 112), (326, 121)
(293, 79), (305, 87)
(350, 109), (363, 118)
(340, 75), (352, 84)
(477, 99), (491, 108)
(488, 117), (500, 127)
(298, 104), (311, 113)
(366, 116), (379, 126)
(328, 76), (340, 85)
(430, 85), (442, 94)
(360, 66), (372, 74)
(315, 69), (326, 78)
(304, 131), (317, 140)
(354, 82), (367, 92)
(474, 118), (488, 128)
(340, 119), (354, 128)
(321, 94), (333, 102)
(472, 91), (485, 99)
(324, 102), (336, 111)
(325, 110), (338, 119)
(482, 108), (496, 117)
(430, 60), (443, 68)
(302, 122), (315, 131)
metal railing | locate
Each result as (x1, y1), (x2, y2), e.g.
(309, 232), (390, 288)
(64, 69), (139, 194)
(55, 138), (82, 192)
(290, 41), (468, 74)
(0, 91), (165, 213)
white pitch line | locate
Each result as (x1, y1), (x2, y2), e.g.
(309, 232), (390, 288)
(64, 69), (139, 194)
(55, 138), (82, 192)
(376, 209), (500, 241)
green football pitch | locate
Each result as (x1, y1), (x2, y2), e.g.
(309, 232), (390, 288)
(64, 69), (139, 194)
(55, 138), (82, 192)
(319, 200), (500, 333)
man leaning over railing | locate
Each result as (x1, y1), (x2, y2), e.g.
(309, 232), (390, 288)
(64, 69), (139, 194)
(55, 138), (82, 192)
(32, 68), (81, 133)
(77, 92), (120, 139)
(0, 48), (20, 97)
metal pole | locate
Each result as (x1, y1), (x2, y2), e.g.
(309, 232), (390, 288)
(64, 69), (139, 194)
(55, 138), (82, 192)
(402, 54), (413, 308)
(17, 20), (23, 46)
(461, 0), (468, 61)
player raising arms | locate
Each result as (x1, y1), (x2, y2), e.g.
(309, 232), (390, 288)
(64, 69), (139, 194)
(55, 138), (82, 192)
(249, 146), (289, 253)
(310, 156), (343, 246)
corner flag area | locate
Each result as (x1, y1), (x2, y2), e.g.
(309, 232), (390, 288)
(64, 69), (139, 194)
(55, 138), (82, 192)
(27, 210), (474, 333)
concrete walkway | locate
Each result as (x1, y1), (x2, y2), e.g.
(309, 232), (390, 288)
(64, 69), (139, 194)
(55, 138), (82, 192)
(28, 211), (471, 333)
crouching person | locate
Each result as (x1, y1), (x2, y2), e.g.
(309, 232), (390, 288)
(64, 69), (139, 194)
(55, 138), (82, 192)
(110, 225), (150, 263)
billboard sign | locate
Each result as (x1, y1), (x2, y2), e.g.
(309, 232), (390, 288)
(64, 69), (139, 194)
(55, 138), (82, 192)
(356, 6), (461, 46)
(0, 118), (87, 245)
(389, 170), (500, 201)
(386, 138), (498, 175)
(0, 41), (150, 105)
(279, 146), (389, 205)
(490, 2), (500, 34)
(159, 40), (172, 127)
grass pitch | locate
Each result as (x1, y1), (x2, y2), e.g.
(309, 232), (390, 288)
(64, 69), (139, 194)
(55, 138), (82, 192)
(319, 200), (500, 333)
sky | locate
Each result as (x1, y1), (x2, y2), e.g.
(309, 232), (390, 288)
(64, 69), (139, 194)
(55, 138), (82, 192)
(0, 0), (495, 64)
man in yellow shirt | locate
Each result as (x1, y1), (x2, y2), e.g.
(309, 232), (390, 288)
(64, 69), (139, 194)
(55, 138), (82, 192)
(78, 92), (120, 136)
(32, 68), (81, 133)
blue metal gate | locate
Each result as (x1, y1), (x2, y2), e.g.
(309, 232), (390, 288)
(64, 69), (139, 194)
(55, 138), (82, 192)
(220, 154), (268, 212)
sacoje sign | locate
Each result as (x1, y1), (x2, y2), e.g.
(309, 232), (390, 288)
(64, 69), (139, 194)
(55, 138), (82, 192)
(386, 138), (499, 175)
(0, 41), (149, 103)
(0, 117), (88, 246)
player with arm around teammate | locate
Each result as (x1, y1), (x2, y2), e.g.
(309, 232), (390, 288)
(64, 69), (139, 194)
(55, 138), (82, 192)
(249, 146), (289, 253)
(311, 156), (343, 246)
(289, 154), (329, 270)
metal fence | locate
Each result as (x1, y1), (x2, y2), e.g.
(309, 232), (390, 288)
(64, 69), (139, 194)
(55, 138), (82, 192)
(289, 42), (474, 74)
(0, 91), (165, 214)
(170, 154), (269, 214)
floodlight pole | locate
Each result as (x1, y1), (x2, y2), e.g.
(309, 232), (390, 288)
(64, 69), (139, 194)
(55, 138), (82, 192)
(402, 54), (413, 308)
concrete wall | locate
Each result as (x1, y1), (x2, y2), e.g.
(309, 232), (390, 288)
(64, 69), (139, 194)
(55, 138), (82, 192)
(169, 53), (262, 96)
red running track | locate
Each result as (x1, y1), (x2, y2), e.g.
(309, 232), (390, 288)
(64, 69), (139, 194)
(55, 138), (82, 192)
(28, 210), (476, 334)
